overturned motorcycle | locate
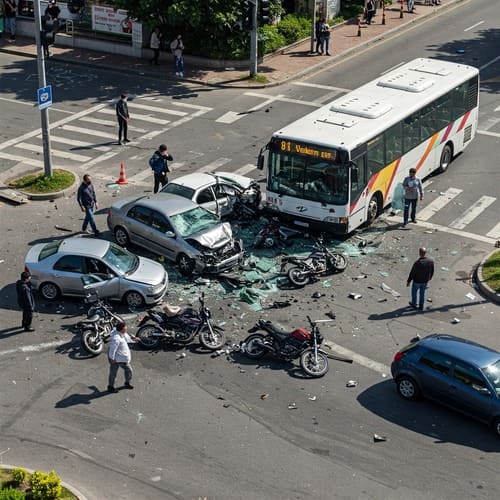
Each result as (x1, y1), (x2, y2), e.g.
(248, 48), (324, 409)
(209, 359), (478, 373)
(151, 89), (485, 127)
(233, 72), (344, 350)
(136, 293), (225, 350)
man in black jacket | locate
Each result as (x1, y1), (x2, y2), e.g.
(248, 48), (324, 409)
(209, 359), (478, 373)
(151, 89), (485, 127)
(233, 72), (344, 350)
(77, 174), (99, 235)
(115, 93), (130, 145)
(407, 247), (434, 311)
(16, 271), (35, 331)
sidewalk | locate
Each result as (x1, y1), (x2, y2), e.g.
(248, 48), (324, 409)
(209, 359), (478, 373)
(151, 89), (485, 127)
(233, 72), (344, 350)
(0, 0), (460, 88)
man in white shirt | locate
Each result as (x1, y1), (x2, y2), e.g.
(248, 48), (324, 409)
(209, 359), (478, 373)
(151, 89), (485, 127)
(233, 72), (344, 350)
(107, 322), (139, 393)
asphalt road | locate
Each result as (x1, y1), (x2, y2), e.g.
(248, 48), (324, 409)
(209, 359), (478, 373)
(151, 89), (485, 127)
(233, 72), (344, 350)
(0, 0), (499, 498)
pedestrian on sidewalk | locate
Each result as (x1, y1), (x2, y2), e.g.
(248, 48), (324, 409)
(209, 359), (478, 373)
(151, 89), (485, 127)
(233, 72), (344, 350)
(407, 247), (434, 311)
(16, 271), (35, 332)
(170, 34), (185, 77)
(150, 26), (161, 65)
(115, 93), (130, 145)
(107, 321), (139, 393)
(407, 0), (415, 13)
(77, 174), (100, 236)
(149, 144), (173, 193)
(365, 0), (375, 25)
(3, 0), (16, 41)
(321, 21), (331, 55)
(403, 167), (423, 226)
(314, 18), (323, 54)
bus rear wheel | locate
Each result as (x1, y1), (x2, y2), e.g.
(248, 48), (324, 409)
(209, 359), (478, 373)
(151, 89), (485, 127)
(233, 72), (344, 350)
(437, 144), (453, 173)
(367, 195), (380, 224)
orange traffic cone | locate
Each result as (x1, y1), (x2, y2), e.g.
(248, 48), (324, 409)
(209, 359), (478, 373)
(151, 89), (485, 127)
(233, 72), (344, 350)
(116, 162), (128, 185)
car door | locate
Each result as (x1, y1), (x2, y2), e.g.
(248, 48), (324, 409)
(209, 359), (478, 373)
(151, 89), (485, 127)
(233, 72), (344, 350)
(84, 257), (121, 299)
(126, 205), (153, 248)
(52, 255), (86, 295)
(149, 210), (178, 261)
(214, 183), (238, 217)
(414, 350), (453, 402)
(448, 361), (494, 421)
(195, 187), (218, 214)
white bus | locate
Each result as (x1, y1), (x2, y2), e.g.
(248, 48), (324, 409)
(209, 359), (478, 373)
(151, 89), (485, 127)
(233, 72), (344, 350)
(257, 58), (479, 233)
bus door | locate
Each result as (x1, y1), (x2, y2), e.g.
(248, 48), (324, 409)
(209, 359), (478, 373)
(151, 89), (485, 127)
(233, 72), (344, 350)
(349, 152), (368, 228)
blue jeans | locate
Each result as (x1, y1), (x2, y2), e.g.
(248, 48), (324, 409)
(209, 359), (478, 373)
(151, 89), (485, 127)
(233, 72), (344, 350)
(174, 55), (184, 73)
(404, 198), (418, 224)
(411, 282), (427, 308)
(5, 17), (16, 37)
(108, 361), (132, 387)
(82, 206), (97, 233)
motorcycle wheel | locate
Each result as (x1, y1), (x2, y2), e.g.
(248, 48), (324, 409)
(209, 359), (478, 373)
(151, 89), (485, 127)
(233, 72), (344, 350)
(300, 349), (329, 378)
(333, 253), (348, 272)
(288, 266), (310, 287)
(243, 334), (267, 359)
(81, 329), (104, 356)
(137, 325), (161, 348)
(198, 325), (225, 350)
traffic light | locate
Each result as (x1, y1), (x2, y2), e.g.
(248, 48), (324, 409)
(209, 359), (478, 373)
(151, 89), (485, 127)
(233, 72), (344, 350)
(258, 0), (270, 25)
(241, 0), (253, 31)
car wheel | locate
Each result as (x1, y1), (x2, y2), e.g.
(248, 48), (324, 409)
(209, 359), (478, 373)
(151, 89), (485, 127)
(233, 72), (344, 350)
(437, 143), (453, 173)
(493, 417), (500, 439)
(177, 253), (195, 276)
(114, 226), (130, 247)
(39, 281), (61, 300)
(123, 290), (145, 308)
(396, 376), (420, 401)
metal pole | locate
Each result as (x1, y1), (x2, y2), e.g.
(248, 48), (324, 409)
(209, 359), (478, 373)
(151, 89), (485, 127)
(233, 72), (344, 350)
(310, 0), (317, 54)
(33, 0), (53, 177)
(249, 0), (258, 77)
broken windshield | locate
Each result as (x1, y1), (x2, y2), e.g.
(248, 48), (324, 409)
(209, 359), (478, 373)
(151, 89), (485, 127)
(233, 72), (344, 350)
(170, 206), (220, 237)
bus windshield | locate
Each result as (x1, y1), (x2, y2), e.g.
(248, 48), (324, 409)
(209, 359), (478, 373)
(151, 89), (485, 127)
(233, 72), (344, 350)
(268, 151), (349, 205)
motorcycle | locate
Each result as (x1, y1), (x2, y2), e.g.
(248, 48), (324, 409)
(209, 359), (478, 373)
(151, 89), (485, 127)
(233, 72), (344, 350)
(241, 316), (332, 378)
(281, 235), (348, 287)
(253, 218), (302, 249)
(136, 293), (225, 350)
(229, 182), (262, 222)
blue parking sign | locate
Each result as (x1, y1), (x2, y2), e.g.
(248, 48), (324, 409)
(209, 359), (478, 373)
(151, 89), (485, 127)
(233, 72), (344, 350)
(38, 85), (53, 110)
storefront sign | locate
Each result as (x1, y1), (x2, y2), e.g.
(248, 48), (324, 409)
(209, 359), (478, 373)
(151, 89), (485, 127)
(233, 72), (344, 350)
(92, 5), (132, 36)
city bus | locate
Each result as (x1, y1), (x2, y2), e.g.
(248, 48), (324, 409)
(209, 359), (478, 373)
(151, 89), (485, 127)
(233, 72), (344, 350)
(257, 58), (479, 233)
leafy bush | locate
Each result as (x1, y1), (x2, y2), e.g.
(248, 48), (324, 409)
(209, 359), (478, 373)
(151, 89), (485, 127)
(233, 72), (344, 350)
(276, 14), (311, 44)
(30, 470), (62, 500)
(259, 24), (286, 54)
(10, 469), (27, 486)
(0, 488), (25, 500)
(340, 0), (365, 19)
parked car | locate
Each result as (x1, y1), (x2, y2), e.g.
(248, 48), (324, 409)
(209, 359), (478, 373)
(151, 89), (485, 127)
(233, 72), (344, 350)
(160, 171), (260, 218)
(391, 334), (500, 437)
(24, 237), (168, 308)
(107, 193), (244, 276)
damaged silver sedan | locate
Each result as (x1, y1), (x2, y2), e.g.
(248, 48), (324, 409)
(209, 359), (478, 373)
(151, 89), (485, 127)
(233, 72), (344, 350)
(107, 193), (244, 276)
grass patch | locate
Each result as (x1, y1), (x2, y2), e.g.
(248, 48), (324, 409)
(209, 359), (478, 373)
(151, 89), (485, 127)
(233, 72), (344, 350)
(8, 169), (75, 194)
(482, 250), (500, 293)
(240, 74), (268, 84)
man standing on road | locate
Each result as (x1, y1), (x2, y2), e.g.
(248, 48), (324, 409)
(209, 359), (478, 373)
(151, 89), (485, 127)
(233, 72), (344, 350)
(115, 93), (130, 145)
(77, 174), (100, 236)
(407, 247), (434, 311)
(403, 167), (423, 226)
(107, 322), (139, 393)
(16, 271), (35, 331)
(149, 144), (173, 193)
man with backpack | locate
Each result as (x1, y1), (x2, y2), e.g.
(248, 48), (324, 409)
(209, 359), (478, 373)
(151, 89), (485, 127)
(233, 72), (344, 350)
(149, 144), (173, 193)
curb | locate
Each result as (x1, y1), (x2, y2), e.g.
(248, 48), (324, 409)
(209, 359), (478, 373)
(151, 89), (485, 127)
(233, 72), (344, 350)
(1, 463), (89, 500)
(476, 249), (500, 305)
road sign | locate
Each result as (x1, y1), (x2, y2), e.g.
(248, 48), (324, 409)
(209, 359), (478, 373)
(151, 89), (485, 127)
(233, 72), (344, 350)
(37, 85), (53, 110)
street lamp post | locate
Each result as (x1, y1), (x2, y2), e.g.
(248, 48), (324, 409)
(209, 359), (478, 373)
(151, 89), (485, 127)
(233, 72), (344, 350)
(310, 0), (318, 54)
(249, 0), (258, 77)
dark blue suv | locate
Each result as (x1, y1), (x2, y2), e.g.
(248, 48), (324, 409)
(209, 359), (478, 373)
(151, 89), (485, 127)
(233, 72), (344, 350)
(391, 334), (500, 437)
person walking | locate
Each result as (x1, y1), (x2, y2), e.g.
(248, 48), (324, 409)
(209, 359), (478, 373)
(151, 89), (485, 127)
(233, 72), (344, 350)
(170, 34), (184, 77)
(407, 247), (434, 311)
(115, 93), (130, 145)
(149, 144), (173, 193)
(107, 321), (139, 393)
(16, 271), (35, 331)
(3, 0), (16, 41)
(77, 174), (100, 236)
(365, 0), (376, 25)
(149, 26), (161, 65)
(403, 167), (424, 226)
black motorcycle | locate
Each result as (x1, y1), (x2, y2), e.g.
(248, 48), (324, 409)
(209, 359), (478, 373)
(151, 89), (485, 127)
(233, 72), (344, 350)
(241, 316), (332, 378)
(281, 236), (348, 287)
(253, 217), (302, 249)
(136, 293), (225, 350)
(229, 181), (262, 222)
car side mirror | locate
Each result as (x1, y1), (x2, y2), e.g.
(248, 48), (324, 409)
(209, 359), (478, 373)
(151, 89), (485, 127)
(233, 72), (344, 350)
(165, 231), (175, 238)
(257, 155), (264, 171)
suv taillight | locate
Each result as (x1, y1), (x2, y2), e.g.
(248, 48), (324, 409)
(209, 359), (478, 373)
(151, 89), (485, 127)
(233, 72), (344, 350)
(393, 352), (405, 363)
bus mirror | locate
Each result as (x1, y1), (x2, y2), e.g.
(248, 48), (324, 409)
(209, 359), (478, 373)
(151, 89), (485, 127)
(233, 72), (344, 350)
(257, 155), (264, 170)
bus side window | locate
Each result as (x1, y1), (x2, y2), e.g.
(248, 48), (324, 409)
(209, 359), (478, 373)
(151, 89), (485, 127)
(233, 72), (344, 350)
(385, 122), (402, 163)
(403, 111), (420, 153)
(367, 134), (385, 176)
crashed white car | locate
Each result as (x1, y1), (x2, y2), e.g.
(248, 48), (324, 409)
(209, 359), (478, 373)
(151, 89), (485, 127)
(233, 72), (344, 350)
(107, 193), (244, 276)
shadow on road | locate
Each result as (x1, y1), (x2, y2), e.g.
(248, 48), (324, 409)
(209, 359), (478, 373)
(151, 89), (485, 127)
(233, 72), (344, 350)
(55, 385), (109, 408)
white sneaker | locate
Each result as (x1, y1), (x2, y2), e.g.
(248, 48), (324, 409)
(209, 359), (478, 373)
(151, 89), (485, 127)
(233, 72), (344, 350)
(179, 72), (184, 77)
(175, 72), (179, 76)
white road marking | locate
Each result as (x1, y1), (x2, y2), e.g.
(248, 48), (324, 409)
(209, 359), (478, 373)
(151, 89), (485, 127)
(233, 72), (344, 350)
(77, 150), (119, 171)
(324, 341), (390, 375)
(292, 82), (351, 92)
(127, 168), (154, 182)
(215, 111), (242, 124)
(486, 222), (500, 239)
(479, 55), (500, 71)
(14, 142), (91, 162)
(169, 101), (212, 112)
(39, 135), (112, 152)
(449, 196), (496, 230)
(0, 96), (34, 106)
(495, 105), (500, 112)
(233, 163), (257, 176)
(0, 152), (46, 168)
(197, 157), (232, 173)
(141, 110), (209, 141)
(79, 116), (148, 133)
(244, 92), (322, 108)
(96, 108), (171, 125)
(314, 91), (346, 104)
(477, 129), (500, 138)
(0, 340), (68, 357)
(464, 20), (484, 32)
(127, 102), (188, 116)
(99, 173), (149, 187)
(417, 187), (463, 221)
(59, 124), (117, 140)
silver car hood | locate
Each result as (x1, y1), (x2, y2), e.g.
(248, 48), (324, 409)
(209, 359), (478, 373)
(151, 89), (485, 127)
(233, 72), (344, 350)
(190, 222), (233, 249)
(126, 257), (165, 285)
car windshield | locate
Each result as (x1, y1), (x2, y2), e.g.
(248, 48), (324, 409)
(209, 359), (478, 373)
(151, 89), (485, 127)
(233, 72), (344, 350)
(102, 243), (138, 274)
(160, 183), (195, 200)
(39, 241), (61, 260)
(170, 206), (219, 237)
(482, 360), (500, 395)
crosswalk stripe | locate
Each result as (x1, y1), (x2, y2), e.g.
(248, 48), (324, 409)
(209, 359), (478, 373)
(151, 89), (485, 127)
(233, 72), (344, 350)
(486, 222), (500, 239)
(169, 101), (212, 112)
(292, 82), (351, 93)
(127, 102), (188, 116)
(96, 108), (171, 125)
(78, 150), (119, 171)
(0, 151), (63, 169)
(197, 158), (232, 173)
(449, 196), (496, 230)
(14, 142), (91, 162)
(418, 187), (463, 221)
(215, 111), (242, 124)
(59, 124), (117, 140)
(79, 116), (148, 133)
(37, 135), (112, 152)
(233, 163), (257, 176)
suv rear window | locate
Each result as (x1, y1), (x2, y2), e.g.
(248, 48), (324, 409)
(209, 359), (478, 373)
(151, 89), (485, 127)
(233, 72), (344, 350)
(39, 241), (61, 261)
(419, 351), (452, 375)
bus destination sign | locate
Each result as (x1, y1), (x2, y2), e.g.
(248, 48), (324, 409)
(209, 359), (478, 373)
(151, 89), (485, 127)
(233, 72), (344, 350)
(270, 138), (338, 162)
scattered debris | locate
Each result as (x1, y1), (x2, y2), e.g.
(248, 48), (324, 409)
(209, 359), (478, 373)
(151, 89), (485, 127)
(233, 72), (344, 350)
(410, 334), (421, 343)
(348, 293), (362, 300)
(260, 393), (269, 400)
(266, 300), (291, 309)
(377, 298), (388, 303)
(136, 412), (144, 424)
(322, 279), (332, 288)
(465, 292), (476, 300)
(441, 266), (450, 272)
(358, 240), (367, 248)
(308, 396), (317, 401)
(381, 282), (401, 298)
(353, 274), (367, 280)
(452, 317), (461, 324)
(346, 380), (358, 388)
(176, 353), (186, 360)
(450, 250), (458, 255)
(194, 277), (211, 285)
(54, 225), (72, 232)
(223, 403), (231, 408)
(378, 271), (389, 277)
(325, 311), (336, 320)
(287, 403), (298, 410)
(311, 291), (324, 299)
(373, 434), (387, 442)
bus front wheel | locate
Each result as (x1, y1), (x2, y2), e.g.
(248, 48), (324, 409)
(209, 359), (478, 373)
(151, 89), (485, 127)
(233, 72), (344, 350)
(367, 195), (380, 224)
(437, 144), (453, 173)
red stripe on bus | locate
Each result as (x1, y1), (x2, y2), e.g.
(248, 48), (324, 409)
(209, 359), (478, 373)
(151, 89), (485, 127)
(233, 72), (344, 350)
(457, 110), (471, 132)
(441, 123), (453, 143)
(415, 134), (439, 172)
